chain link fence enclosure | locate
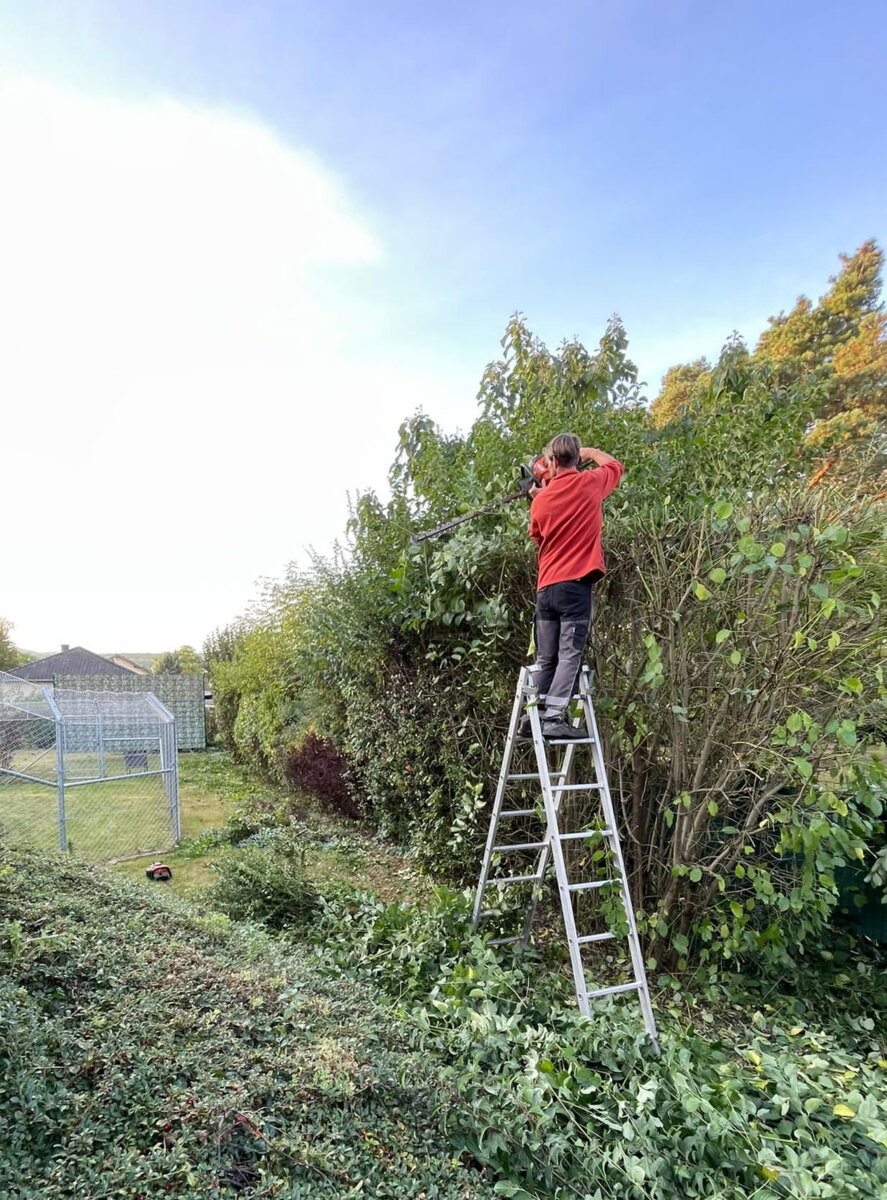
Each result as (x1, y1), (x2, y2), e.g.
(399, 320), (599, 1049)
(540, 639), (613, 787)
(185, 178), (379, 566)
(0, 671), (179, 861)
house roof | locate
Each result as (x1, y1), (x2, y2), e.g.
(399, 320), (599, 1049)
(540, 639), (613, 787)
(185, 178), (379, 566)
(9, 647), (138, 680)
(105, 654), (151, 675)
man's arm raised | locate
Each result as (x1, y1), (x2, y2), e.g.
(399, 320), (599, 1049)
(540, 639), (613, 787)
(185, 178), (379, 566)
(579, 446), (624, 497)
(579, 446), (620, 468)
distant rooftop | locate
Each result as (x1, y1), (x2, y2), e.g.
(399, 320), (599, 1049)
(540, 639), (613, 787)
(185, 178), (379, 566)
(9, 646), (138, 680)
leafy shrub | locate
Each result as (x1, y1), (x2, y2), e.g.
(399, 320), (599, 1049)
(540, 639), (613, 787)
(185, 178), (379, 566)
(207, 833), (321, 930)
(280, 728), (361, 818)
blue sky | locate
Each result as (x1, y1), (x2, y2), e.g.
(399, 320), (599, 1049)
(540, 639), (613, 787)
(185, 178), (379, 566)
(1, 1), (885, 650)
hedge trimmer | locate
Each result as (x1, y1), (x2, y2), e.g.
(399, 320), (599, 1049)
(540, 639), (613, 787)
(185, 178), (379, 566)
(410, 462), (539, 544)
(411, 454), (594, 544)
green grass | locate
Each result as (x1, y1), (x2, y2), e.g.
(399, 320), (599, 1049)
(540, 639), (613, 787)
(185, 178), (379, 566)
(113, 752), (430, 903)
(1, 766), (173, 861)
(113, 752), (232, 892)
(2, 762), (885, 1199)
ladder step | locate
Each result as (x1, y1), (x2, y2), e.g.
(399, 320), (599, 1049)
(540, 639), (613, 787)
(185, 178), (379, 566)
(488, 873), (540, 886)
(506, 771), (566, 781)
(568, 878), (618, 892)
(550, 783), (602, 793)
(493, 841), (546, 853)
(547, 737), (596, 745)
(488, 935), (524, 947)
(587, 981), (641, 999)
(500, 808), (538, 818)
(506, 772), (540, 780)
(576, 932), (615, 945)
(559, 829), (612, 841)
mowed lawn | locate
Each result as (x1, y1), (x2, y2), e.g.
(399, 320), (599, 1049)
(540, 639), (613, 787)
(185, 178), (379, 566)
(113, 752), (232, 891)
(0, 750), (175, 861)
(4, 750), (426, 901)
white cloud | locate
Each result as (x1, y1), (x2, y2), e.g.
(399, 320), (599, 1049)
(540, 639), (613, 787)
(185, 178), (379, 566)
(0, 79), (469, 653)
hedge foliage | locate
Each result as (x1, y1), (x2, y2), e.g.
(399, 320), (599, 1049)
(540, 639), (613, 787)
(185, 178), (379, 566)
(153, 829), (887, 1200)
(207, 251), (887, 971)
(312, 886), (887, 1200)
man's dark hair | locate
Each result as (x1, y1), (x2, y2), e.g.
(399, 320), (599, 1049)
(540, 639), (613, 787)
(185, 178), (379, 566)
(547, 433), (581, 468)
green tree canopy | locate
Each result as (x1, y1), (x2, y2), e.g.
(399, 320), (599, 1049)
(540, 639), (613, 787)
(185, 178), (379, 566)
(152, 645), (204, 676)
(0, 618), (24, 672)
(206, 267), (886, 972)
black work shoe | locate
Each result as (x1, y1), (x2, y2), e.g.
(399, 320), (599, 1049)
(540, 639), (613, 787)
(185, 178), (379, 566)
(541, 719), (587, 741)
(516, 714), (534, 740)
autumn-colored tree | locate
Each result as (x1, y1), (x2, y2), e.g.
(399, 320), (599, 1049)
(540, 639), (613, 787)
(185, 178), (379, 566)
(757, 240), (882, 373)
(649, 358), (711, 427)
(654, 242), (886, 490)
(755, 240), (886, 489)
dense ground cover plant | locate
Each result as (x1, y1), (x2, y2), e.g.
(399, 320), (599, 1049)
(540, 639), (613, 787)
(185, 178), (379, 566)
(0, 843), (496, 1199)
(206, 828), (321, 930)
(5, 828), (884, 1200)
(206, 848), (887, 1200)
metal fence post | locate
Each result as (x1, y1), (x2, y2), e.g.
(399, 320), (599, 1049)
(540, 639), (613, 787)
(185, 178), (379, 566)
(97, 712), (105, 778)
(168, 724), (180, 841)
(44, 687), (67, 852)
(147, 694), (180, 844)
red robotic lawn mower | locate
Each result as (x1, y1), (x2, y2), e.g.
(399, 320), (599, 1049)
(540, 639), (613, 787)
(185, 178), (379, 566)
(145, 862), (173, 882)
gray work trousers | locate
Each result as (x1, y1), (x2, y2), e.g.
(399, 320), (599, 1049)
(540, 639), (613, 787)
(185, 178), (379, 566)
(531, 578), (593, 719)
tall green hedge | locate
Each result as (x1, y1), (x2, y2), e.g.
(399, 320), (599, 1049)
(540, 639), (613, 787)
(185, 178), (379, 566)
(208, 318), (886, 968)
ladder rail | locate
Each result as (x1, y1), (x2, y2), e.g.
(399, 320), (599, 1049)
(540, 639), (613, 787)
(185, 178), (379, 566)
(581, 675), (658, 1043)
(529, 695), (591, 1014)
(472, 660), (659, 1049)
(471, 668), (528, 929)
(517, 665), (585, 941)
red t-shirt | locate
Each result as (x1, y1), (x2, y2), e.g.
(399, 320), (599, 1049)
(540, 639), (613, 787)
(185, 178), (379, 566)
(528, 460), (623, 589)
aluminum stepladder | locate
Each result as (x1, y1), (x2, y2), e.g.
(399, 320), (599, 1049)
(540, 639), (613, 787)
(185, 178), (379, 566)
(471, 664), (658, 1045)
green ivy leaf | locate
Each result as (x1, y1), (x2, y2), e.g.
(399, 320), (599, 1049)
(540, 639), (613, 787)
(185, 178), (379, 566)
(708, 567), (726, 584)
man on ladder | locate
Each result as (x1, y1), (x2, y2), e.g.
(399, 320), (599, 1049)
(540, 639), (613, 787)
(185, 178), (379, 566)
(472, 433), (657, 1041)
(521, 433), (623, 741)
